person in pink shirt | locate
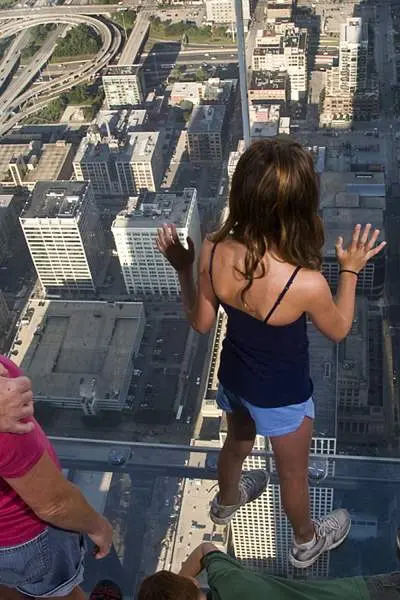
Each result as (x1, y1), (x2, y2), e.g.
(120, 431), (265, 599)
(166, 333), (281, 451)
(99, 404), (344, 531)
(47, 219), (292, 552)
(0, 356), (113, 600)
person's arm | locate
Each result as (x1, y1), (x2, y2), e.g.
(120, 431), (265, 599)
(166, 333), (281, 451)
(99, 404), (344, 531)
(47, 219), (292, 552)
(157, 225), (218, 334)
(5, 452), (113, 558)
(179, 543), (221, 578)
(307, 224), (386, 343)
(0, 369), (34, 434)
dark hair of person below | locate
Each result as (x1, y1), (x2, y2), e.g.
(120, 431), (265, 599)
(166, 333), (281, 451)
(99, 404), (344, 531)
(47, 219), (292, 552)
(211, 137), (324, 307)
(137, 571), (201, 600)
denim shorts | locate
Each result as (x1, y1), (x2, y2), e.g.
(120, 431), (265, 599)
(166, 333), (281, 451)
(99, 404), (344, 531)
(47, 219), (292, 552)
(216, 385), (315, 437)
(0, 526), (86, 598)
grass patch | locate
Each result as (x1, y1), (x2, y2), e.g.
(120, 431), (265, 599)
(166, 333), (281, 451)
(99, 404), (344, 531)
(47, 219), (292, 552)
(149, 17), (234, 45)
(53, 24), (101, 60)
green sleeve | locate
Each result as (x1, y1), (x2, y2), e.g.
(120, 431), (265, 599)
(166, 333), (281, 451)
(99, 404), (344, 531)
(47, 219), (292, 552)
(201, 551), (245, 586)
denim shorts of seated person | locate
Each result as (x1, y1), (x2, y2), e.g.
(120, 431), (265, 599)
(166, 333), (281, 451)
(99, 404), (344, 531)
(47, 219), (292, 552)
(0, 525), (86, 598)
(216, 385), (315, 437)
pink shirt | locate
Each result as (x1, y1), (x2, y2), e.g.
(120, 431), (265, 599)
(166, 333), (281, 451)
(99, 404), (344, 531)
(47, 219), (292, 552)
(0, 355), (60, 546)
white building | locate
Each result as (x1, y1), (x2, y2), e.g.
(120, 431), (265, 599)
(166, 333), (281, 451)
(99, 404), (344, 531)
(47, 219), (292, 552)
(73, 131), (163, 196)
(252, 25), (308, 101)
(20, 181), (106, 295)
(205, 0), (250, 28)
(112, 188), (201, 297)
(339, 18), (368, 93)
(115, 132), (163, 194)
(102, 65), (145, 109)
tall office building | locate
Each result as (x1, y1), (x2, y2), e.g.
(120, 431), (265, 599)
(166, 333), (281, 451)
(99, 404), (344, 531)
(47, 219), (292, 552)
(205, 0), (250, 29)
(112, 188), (201, 297)
(339, 18), (368, 93)
(73, 131), (163, 196)
(320, 171), (386, 299)
(102, 66), (145, 109)
(20, 181), (106, 295)
(187, 105), (227, 163)
(252, 25), (308, 101)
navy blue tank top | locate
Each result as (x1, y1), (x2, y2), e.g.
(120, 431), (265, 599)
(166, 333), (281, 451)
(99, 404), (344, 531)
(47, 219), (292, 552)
(209, 244), (313, 409)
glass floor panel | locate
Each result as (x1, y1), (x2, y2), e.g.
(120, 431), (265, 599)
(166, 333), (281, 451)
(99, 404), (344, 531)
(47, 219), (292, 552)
(52, 438), (400, 599)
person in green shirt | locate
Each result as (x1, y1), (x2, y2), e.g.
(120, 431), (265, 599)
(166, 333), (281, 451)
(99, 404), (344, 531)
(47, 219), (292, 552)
(137, 542), (400, 600)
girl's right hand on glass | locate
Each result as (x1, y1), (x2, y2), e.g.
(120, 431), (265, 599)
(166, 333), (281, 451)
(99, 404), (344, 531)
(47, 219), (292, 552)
(156, 223), (195, 273)
(335, 223), (386, 273)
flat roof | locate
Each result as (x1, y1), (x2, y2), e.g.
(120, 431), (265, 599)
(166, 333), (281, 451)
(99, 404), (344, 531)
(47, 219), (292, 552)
(187, 105), (226, 134)
(0, 141), (72, 186)
(13, 299), (145, 402)
(103, 65), (142, 77)
(112, 188), (196, 230)
(21, 181), (90, 220)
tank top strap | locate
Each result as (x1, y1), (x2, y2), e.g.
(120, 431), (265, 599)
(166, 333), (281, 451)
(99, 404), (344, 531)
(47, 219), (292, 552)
(264, 266), (302, 324)
(209, 242), (218, 298)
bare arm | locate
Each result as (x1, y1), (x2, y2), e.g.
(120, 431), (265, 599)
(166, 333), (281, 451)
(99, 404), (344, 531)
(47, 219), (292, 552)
(307, 224), (386, 343)
(6, 452), (113, 558)
(179, 543), (221, 578)
(157, 226), (218, 334)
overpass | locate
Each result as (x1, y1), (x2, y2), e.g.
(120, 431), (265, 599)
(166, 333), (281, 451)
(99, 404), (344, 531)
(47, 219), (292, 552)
(117, 9), (151, 66)
(0, 15), (122, 134)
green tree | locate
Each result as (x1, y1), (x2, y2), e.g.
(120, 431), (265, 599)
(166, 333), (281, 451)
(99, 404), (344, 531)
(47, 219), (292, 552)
(53, 24), (101, 59)
(195, 66), (208, 82)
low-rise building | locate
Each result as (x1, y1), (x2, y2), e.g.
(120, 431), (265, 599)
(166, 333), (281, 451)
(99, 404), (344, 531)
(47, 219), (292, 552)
(205, 0), (250, 29)
(112, 188), (201, 297)
(12, 299), (145, 412)
(320, 171), (386, 299)
(187, 105), (227, 163)
(170, 78), (235, 107)
(0, 141), (74, 191)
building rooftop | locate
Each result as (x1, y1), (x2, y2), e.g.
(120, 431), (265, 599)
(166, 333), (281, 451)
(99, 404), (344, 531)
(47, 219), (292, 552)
(0, 141), (72, 189)
(103, 65), (142, 77)
(250, 70), (288, 90)
(119, 131), (160, 163)
(112, 188), (197, 230)
(94, 109), (148, 137)
(338, 298), (369, 393)
(320, 171), (386, 257)
(13, 299), (144, 403)
(187, 105), (226, 135)
(21, 181), (90, 220)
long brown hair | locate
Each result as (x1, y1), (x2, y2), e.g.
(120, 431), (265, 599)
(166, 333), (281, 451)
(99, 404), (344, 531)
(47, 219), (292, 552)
(212, 137), (324, 306)
(137, 571), (201, 600)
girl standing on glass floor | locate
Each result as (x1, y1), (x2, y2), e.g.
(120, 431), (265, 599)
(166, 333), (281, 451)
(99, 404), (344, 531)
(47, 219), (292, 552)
(156, 138), (386, 568)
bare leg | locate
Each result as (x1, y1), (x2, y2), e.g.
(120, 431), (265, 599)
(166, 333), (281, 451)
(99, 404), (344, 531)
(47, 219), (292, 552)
(270, 416), (315, 544)
(47, 586), (86, 600)
(218, 410), (256, 505)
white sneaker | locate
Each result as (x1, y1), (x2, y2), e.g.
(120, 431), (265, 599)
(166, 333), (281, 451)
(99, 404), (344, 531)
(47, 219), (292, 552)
(209, 469), (269, 525)
(289, 509), (351, 569)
